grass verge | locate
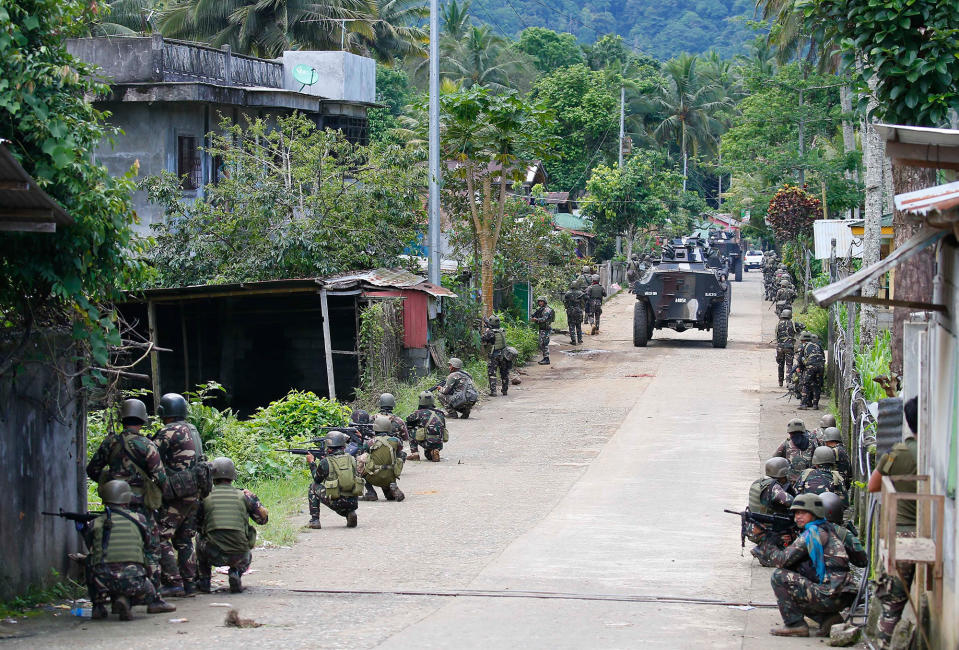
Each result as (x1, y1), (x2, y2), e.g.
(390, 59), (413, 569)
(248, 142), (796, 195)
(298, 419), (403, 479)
(245, 473), (311, 548)
(0, 571), (86, 619)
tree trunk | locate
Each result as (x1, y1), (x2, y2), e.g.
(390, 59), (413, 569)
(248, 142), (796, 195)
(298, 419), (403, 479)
(479, 236), (495, 318)
(839, 84), (858, 219)
(890, 165), (937, 375)
(860, 111), (884, 348)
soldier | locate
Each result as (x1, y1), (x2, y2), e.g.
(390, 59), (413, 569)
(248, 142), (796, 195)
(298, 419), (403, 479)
(151, 393), (202, 597)
(347, 409), (375, 457)
(376, 393), (412, 458)
(868, 396), (918, 648)
(358, 415), (406, 502)
(748, 457), (795, 566)
(625, 253), (641, 290)
(577, 266), (594, 325)
(84, 480), (156, 621)
(530, 295), (555, 364)
(482, 314), (512, 396)
(812, 413), (837, 442)
(796, 332), (825, 410)
(774, 279), (796, 316)
(820, 427), (852, 489)
(563, 281), (586, 345)
(406, 391), (448, 462)
(794, 447), (848, 505)
(586, 275), (606, 334)
(86, 398), (175, 614)
(768, 493), (851, 638)
(435, 357), (479, 419)
(821, 491), (868, 568)
(195, 457), (269, 594)
(775, 308), (803, 387)
(774, 418), (819, 487)
(306, 431), (364, 529)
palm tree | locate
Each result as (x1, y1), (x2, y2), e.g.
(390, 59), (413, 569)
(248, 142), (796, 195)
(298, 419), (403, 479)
(441, 0), (472, 40)
(358, 0), (428, 63)
(86, 0), (160, 35)
(652, 53), (732, 191)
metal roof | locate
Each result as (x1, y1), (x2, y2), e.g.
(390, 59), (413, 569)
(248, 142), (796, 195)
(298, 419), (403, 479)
(894, 180), (959, 217)
(876, 124), (959, 148)
(876, 123), (959, 170)
(0, 142), (72, 232)
(812, 219), (863, 260)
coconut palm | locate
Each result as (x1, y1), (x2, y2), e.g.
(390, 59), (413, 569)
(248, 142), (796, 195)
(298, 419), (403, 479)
(358, 0), (428, 63)
(440, 25), (524, 91)
(86, 0), (160, 35)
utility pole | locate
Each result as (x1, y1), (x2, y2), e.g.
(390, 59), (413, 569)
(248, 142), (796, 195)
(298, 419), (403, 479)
(797, 87), (805, 186)
(616, 83), (625, 255)
(427, 0), (441, 286)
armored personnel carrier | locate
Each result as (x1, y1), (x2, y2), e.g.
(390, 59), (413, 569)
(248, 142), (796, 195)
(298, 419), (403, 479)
(632, 237), (730, 348)
(707, 229), (744, 282)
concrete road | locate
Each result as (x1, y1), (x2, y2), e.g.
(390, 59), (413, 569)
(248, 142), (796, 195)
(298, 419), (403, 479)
(5, 273), (837, 648)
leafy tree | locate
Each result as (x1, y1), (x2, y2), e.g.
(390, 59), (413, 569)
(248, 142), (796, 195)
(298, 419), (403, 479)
(440, 87), (556, 315)
(581, 151), (683, 257)
(766, 184), (822, 243)
(368, 65), (415, 143)
(529, 63), (619, 193)
(0, 0), (145, 381)
(141, 113), (425, 286)
(514, 27), (584, 73)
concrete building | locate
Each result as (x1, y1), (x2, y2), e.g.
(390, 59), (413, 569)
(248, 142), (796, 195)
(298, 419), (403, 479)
(66, 36), (376, 232)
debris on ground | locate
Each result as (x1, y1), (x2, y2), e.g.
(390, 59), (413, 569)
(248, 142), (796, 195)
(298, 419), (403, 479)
(169, 618), (189, 624)
(225, 609), (262, 628)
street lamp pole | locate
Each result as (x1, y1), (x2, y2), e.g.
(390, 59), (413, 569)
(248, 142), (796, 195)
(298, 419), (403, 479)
(427, 0), (441, 286)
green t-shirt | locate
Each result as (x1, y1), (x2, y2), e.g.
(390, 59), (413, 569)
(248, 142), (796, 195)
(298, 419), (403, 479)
(877, 436), (917, 528)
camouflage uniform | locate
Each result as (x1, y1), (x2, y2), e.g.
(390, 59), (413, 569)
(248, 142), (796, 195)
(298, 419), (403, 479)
(795, 467), (848, 504)
(586, 282), (607, 331)
(531, 304), (555, 360)
(405, 408), (447, 456)
(625, 259), (641, 290)
(481, 326), (512, 394)
(83, 508), (156, 608)
(86, 429), (167, 591)
(576, 273), (593, 323)
(775, 319), (801, 386)
(774, 434), (819, 486)
(151, 421), (202, 589)
(875, 436), (918, 644)
(376, 410), (410, 447)
(436, 369), (478, 418)
(196, 486), (268, 585)
(563, 287), (586, 344)
(769, 522), (851, 628)
(308, 454), (360, 519)
(825, 444), (853, 490)
(797, 340), (826, 408)
(748, 478), (795, 566)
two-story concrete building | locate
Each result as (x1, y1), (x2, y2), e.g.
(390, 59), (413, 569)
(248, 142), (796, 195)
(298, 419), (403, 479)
(67, 36), (376, 232)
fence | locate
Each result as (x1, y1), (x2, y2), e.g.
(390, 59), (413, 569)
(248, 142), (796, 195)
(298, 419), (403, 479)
(160, 38), (283, 88)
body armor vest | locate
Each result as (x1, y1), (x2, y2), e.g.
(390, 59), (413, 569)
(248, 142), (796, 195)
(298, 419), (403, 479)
(492, 329), (506, 350)
(202, 484), (248, 534)
(748, 477), (775, 514)
(91, 509), (145, 565)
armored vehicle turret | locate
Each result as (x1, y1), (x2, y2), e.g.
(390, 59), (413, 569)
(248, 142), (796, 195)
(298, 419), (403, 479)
(632, 237), (730, 348)
(707, 229), (744, 282)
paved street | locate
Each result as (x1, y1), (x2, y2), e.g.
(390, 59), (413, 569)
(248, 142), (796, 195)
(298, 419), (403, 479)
(9, 273), (837, 648)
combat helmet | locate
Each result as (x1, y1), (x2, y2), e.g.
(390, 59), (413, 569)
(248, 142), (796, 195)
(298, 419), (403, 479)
(790, 493), (826, 519)
(822, 427), (842, 444)
(449, 357), (463, 370)
(372, 414), (392, 433)
(120, 398), (148, 425)
(786, 418), (806, 434)
(764, 457), (790, 479)
(631, 253), (638, 260)
(820, 492), (845, 524)
(799, 331), (814, 342)
(418, 391), (435, 408)
(350, 409), (371, 426)
(488, 315), (500, 328)
(325, 431), (347, 450)
(99, 479), (133, 506)
(820, 414), (837, 429)
(780, 308), (792, 319)
(591, 274), (600, 283)
(536, 295), (548, 304)
(211, 457), (237, 481)
(157, 393), (189, 420)
(378, 393), (396, 411)
(582, 265), (590, 273)
(812, 446), (837, 467)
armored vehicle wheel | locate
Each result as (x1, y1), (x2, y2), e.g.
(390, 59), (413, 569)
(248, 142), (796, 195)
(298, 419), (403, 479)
(711, 297), (728, 348)
(633, 301), (649, 347)
(733, 257), (743, 282)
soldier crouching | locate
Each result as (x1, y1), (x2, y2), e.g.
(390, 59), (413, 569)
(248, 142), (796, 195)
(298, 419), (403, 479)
(306, 432), (364, 528)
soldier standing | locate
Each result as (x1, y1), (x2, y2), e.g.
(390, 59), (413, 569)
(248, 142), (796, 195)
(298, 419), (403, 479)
(774, 279), (796, 316)
(306, 431), (365, 529)
(86, 398), (175, 614)
(435, 357), (479, 419)
(563, 281), (586, 345)
(775, 308), (802, 387)
(405, 391), (448, 462)
(577, 266), (594, 324)
(794, 447), (848, 504)
(358, 415), (406, 501)
(820, 427), (852, 489)
(747, 457), (795, 566)
(768, 494), (851, 638)
(796, 332), (825, 410)
(625, 254), (641, 291)
(195, 457), (269, 594)
(84, 480), (157, 621)
(151, 393), (203, 597)
(774, 419), (819, 487)
(586, 275), (606, 334)
(531, 295), (555, 365)
(481, 314), (512, 396)
(376, 393), (412, 458)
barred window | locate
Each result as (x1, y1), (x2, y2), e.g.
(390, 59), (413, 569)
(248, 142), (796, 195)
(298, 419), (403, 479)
(324, 115), (369, 146)
(177, 135), (202, 190)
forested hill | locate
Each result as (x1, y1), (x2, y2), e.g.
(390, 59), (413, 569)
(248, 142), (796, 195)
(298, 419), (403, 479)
(471, 0), (756, 59)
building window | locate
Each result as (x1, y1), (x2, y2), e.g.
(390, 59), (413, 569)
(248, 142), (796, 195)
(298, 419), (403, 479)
(177, 135), (202, 190)
(323, 115), (369, 146)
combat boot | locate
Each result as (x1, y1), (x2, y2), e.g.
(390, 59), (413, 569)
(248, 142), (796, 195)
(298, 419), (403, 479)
(489, 390), (497, 397)
(146, 598), (176, 614)
(91, 603), (108, 620)
(183, 582), (198, 597)
(815, 614), (843, 637)
(308, 518), (322, 529)
(797, 404), (810, 410)
(501, 386), (507, 396)
(196, 577), (212, 594)
(389, 483), (405, 502)
(361, 483), (378, 501)
(428, 449), (441, 462)
(538, 358), (550, 365)
(460, 409), (471, 419)
(445, 410), (459, 419)
(407, 451), (421, 461)
(346, 511), (358, 528)
(114, 596), (132, 621)
(160, 585), (187, 599)
(228, 568), (243, 593)
(770, 623), (809, 637)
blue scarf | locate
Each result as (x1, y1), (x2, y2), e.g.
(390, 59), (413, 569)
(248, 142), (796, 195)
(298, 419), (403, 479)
(802, 519), (828, 582)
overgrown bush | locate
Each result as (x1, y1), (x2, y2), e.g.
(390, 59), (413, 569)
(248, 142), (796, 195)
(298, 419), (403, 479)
(855, 330), (892, 403)
(794, 304), (829, 345)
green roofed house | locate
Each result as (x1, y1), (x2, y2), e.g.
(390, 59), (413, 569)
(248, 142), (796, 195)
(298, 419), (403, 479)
(553, 212), (595, 258)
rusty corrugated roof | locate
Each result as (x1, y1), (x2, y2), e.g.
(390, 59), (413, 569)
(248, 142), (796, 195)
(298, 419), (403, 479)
(894, 180), (959, 217)
(0, 142), (72, 231)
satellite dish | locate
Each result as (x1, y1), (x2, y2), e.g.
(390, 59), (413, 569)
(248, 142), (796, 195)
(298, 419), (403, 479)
(292, 64), (318, 90)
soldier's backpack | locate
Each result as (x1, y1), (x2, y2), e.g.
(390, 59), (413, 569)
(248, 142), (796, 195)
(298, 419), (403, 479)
(502, 346), (519, 363)
(448, 372), (479, 409)
(323, 454), (365, 499)
(414, 411), (447, 444)
(163, 461), (213, 502)
(365, 436), (404, 486)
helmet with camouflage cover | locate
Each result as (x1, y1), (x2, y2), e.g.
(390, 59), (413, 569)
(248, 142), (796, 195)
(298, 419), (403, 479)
(325, 431), (347, 450)
(449, 357), (463, 370)
(786, 418), (806, 434)
(591, 274), (600, 282)
(790, 493), (826, 519)
(418, 391), (435, 408)
(780, 279), (791, 286)
(822, 427), (842, 443)
(211, 457), (237, 481)
(820, 492), (845, 524)
(764, 457), (790, 479)
(350, 409), (371, 426)
(99, 479), (133, 505)
(574, 278), (587, 290)
(812, 445), (837, 467)
(631, 253), (638, 260)
(778, 263), (787, 270)
(780, 308), (792, 319)
(820, 414), (837, 428)
(537, 295), (547, 304)
(582, 265), (590, 273)
(372, 414), (392, 433)
(488, 315), (500, 328)
(378, 393), (396, 411)
(157, 393), (188, 420)
(120, 398), (148, 425)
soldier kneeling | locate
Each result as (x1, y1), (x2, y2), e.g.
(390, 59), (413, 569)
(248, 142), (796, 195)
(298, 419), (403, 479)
(85, 480), (157, 621)
(196, 457), (269, 594)
(306, 432), (365, 529)
(405, 391), (448, 463)
(359, 415), (406, 502)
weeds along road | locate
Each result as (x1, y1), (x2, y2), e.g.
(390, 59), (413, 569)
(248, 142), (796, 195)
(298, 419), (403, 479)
(18, 273), (832, 649)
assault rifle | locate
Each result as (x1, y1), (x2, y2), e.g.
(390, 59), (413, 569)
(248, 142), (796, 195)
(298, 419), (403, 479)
(43, 509), (102, 532)
(275, 446), (327, 457)
(724, 508), (796, 551)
